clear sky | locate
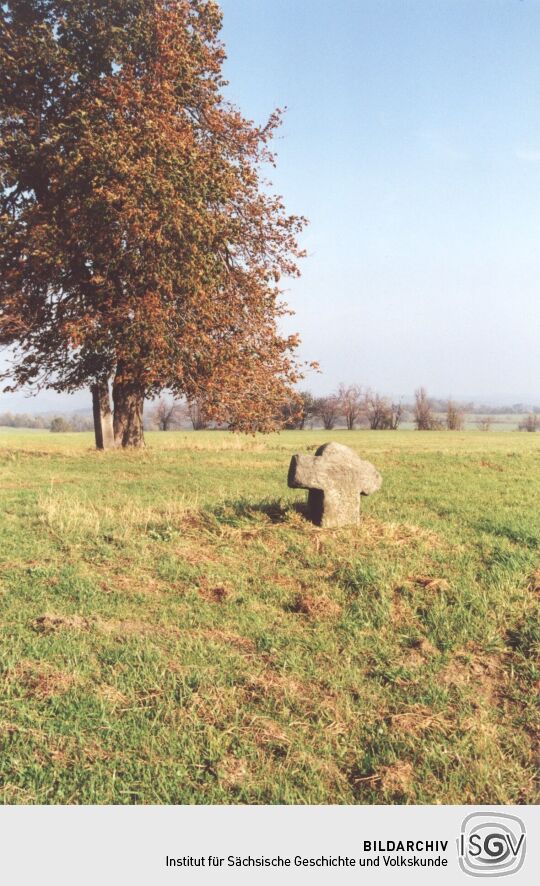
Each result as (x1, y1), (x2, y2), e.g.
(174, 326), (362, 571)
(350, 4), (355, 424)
(220, 0), (540, 403)
(2, 0), (539, 412)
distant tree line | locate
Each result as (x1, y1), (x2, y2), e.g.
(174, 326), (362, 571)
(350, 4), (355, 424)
(278, 387), (539, 432)
(49, 415), (94, 433)
(0, 412), (93, 432)
(298, 386), (405, 431)
(2, 390), (538, 433)
(0, 412), (49, 429)
(518, 414), (539, 432)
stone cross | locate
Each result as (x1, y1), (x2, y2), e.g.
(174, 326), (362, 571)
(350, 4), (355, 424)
(288, 441), (382, 528)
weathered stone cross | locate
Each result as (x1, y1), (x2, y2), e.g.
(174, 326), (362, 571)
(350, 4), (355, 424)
(288, 441), (382, 528)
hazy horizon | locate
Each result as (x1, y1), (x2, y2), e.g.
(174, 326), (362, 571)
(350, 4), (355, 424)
(0, 386), (538, 417)
(1, 0), (539, 413)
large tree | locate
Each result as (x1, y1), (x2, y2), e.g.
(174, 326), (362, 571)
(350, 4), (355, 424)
(0, 0), (307, 447)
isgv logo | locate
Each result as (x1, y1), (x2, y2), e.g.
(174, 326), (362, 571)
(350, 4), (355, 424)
(458, 812), (526, 878)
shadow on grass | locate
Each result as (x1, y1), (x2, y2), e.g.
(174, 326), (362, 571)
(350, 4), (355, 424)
(476, 518), (539, 550)
(208, 497), (310, 526)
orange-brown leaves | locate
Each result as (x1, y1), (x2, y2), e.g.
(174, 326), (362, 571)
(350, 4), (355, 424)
(1, 1), (307, 431)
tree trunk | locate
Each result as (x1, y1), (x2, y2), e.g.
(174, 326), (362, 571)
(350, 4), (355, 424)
(112, 371), (145, 448)
(91, 380), (115, 450)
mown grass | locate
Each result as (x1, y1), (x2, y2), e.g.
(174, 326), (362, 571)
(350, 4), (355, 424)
(0, 429), (538, 804)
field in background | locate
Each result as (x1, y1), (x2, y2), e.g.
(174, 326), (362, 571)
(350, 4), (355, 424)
(0, 410), (535, 435)
(398, 413), (533, 432)
(0, 429), (538, 804)
(397, 414), (534, 432)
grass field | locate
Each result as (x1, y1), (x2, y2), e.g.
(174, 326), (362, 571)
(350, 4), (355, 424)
(0, 429), (538, 804)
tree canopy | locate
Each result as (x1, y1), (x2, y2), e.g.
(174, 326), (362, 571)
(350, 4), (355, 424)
(0, 0), (307, 445)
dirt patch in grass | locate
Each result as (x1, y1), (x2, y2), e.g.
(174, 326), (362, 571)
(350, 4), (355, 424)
(439, 646), (505, 704)
(272, 574), (302, 591)
(32, 614), (93, 633)
(380, 761), (415, 799)
(242, 670), (342, 734)
(198, 583), (230, 603)
(31, 614), (179, 647)
(346, 764), (382, 796)
(401, 637), (439, 667)
(288, 590), (342, 620)
(8, 661), (79, 699)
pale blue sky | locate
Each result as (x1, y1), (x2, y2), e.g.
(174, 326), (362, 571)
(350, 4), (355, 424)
(2, 0), (539, 411)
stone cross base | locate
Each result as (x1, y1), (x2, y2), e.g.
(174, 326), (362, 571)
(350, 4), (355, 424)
(288, 441), (382, 528)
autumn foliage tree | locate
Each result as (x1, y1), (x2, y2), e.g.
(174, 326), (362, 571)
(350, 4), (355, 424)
(279, 390), (314, 430)
(0, 0), (307, 447)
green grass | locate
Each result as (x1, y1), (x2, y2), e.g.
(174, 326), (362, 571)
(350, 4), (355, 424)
(0, 429), (538, 804)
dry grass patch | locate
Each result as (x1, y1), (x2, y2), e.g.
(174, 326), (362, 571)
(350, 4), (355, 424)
(218, 755), (249, 789)
(8, 661), (79, 699)
(173, 539), (225, 567)
(389, 705), (451, 737)
(97, 684), (129, 706)
(38, 490), (196, 543)
(99, 618), (177, 639)
(0, 719), (44, 740)
(247, 716), (291, 751)
(83, 742), (115, 764)
(528, 569), (540, 594)
(478, 459), (504, 472)
(194, 629), (256, 653)
(32, 613), (93, 633)
(380, 761), (415, 798)
(439, 646), (506, 704)
(100, 575), (164, 597)
(407, 575), (451, 591)
(198, 582), (230, 603)
(289, 590), (342, 620)
(391, 591), (415, 626)
(401, 637), (439, 667)
(189, 688), (236, 727)
(358, 517), (447, 550)
(243, 670), (314, 706)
